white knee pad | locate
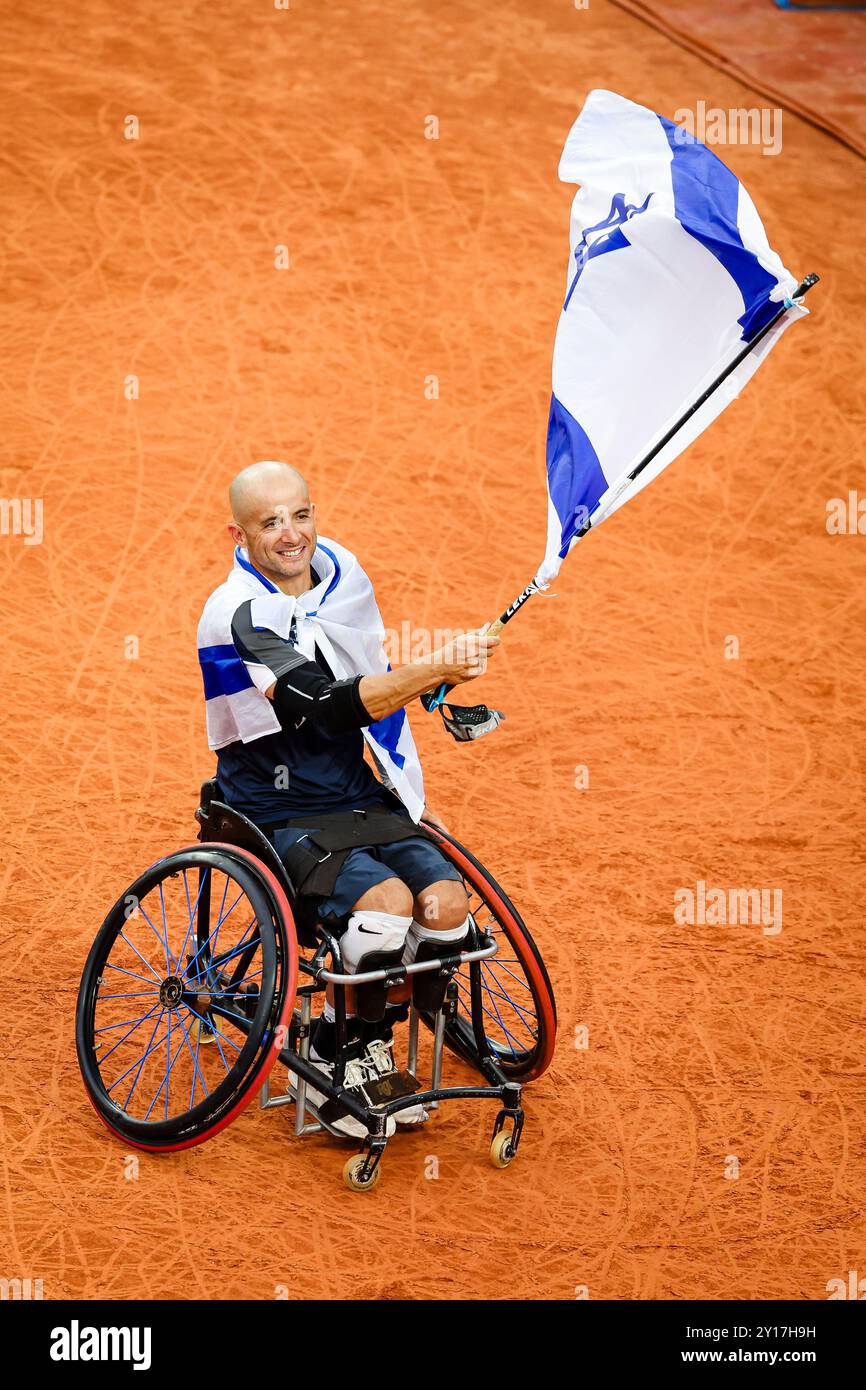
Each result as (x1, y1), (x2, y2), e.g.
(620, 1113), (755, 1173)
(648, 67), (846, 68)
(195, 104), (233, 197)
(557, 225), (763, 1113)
(403, 913), (471, 964)
(340, 910), (413, 973)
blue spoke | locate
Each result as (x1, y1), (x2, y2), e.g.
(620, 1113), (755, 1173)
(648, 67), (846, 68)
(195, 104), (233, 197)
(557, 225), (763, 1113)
(182, 1001), (244, 1070)
(455, 977), (528, 1055)
(158, 881), (173, 975)
(480, 956), (532, 990)
(112, 1009), (168, 1107)
(217, 885), (246, 929)
(96, 1010), (165, 1035)
(184, 932), (260, 984)
(184, 973), (263, 1000)
(183, 1013), (213, 1108)
(164, 996), (171, 1118)
(175, 866), (202, 975)
(96, 1003), (163, 1067)
(182, 872), (234, 980)
(197, 915), (258, 980)
(143, 1014), (197, 1120)
(216, 873), (231, 928)
(104, 963), (164, 985)
(478, 964), (539, 1026)
(477, 971), (536, 1041)
(118, 930), (164, 983)
(98, 990), (161, 1000)
(211, 914), (259, 966)
(135, 896), (177, 973)
(470, 982), (537, 1034)
(177, 865), (210, 975)
(476, 982), (523, 1055)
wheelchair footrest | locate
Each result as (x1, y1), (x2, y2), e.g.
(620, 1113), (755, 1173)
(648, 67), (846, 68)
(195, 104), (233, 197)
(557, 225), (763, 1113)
(352, 946), (405, 1021)
(363, 1069), (421, 1106)
(411, 941), (461, 1012)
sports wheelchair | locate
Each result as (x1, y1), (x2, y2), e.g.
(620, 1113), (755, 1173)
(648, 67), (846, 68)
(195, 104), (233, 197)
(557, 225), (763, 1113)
(76, 781), (557, 1190)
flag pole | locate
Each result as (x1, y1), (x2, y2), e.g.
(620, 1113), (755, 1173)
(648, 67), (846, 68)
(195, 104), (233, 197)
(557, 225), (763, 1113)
(422, 272), (818, 710)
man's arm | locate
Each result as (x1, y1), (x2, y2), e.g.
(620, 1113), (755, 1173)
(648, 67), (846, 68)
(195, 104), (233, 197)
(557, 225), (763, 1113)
(231, 600), (499, 729)
(346, 627), (499, 722)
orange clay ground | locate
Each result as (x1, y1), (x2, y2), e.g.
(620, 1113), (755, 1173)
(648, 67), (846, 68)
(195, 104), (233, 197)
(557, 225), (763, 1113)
(2, 0), (864, 1300)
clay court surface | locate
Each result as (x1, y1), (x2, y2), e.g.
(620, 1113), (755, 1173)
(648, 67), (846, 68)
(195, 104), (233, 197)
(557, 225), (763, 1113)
(2, 0), (864, 1301)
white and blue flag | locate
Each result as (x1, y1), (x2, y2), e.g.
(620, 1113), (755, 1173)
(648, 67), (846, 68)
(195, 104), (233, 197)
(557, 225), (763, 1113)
(537, 88), (807, 587)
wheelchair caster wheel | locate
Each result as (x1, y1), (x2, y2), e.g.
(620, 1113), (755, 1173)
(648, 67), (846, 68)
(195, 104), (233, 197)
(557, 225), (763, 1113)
(489, 1131), (516, 1169)
(343, 1154), (382, 1192)
(194, 1019), (217, 1047)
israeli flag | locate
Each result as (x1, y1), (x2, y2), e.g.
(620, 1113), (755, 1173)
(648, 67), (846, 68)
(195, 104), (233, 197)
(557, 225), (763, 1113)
(537, 89), (807, 587)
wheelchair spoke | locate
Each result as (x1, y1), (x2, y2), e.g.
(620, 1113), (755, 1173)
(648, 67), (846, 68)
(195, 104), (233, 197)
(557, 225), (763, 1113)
(182, 1002), (242, 1073)
(475, 991), (525, 1055)
(184, 931), (261, 985)
(210, 914), (259, 965)
(95, 1003), (164, 1067)
(176, 867), (199, 971)
(183, 871), (233, 984)
(451, 944), (539, 1060)
(476, 970), (539, 1030)
(181, 875), (248, 982)
(176, 865), (210, 976)
(143, 1014), (198, 1120)
(135, 889), (177, 974)
(97, 990), (161, 1000)
(118, 930), (164, 983)
(185, 1020), (210, 1108)
(479, 977), (539, 1040)
(112, 1009), (170, 1107)
(95, 1010), (165, 1035)
(103, 963), (165, 986)
(217, 885), (247, 928)
(479, 959), (538, 1012)
(480, 956), (528, 989)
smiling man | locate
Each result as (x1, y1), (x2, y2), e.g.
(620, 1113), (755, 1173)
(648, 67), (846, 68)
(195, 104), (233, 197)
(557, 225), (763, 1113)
(197, 460), (499, 1136)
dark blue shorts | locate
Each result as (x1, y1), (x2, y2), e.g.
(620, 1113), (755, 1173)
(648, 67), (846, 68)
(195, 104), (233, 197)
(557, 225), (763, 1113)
(272, 824), (465, 921)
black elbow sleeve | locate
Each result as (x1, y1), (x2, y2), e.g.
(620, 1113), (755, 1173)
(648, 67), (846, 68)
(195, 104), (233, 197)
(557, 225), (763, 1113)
(273, 671), (370, 734)
(324, 676), (371, 732)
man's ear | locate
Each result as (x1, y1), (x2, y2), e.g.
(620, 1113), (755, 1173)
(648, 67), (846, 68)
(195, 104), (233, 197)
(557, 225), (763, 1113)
(227, 522), (245, 547)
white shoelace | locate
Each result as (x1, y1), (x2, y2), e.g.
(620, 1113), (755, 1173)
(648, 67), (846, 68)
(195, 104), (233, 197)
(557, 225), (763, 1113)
(312, 1040), (401, 1096)
(343, 1057), (372, 1090)
(363, 1039), (396, 1078)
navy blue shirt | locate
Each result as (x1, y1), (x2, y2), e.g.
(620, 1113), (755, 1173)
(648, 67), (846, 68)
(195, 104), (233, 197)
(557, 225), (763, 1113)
(216, 596), (385, 826)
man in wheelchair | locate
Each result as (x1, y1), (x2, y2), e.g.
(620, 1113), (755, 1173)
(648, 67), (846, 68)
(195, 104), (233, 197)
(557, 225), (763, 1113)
(197, 459), (500, 1137)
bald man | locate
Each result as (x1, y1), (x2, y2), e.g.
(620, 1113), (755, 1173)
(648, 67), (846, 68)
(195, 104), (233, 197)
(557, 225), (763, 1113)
(198, 461), (499, 1137)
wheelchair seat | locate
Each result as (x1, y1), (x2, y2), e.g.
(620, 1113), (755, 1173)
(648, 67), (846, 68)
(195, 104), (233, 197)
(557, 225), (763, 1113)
(195, 779), (319, 945)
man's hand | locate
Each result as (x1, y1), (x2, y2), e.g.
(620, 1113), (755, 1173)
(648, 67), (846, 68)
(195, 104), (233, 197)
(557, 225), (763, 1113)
(357, 622), (500, 724)
(421, 804), (451, 836)
(430, 623), (500, 687)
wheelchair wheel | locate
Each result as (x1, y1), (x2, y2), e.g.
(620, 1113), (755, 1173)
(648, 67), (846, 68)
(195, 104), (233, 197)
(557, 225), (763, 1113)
(76, 843), (297, 1151)
(418, 826), (556, 1081)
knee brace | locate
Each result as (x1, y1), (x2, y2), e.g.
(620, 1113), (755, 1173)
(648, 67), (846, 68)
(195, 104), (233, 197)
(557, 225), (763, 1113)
(339, 910), (413, 1022)
(340, 910), (413, 972)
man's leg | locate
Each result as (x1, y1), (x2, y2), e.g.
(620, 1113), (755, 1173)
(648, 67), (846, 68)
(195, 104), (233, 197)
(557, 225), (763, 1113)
(326, 876), (414, 1014)
(409, 877), (472, 944)
(303, 856), (415, 1139)
(315, 872), (417, 1056)
(358, 872), (471, 1127)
